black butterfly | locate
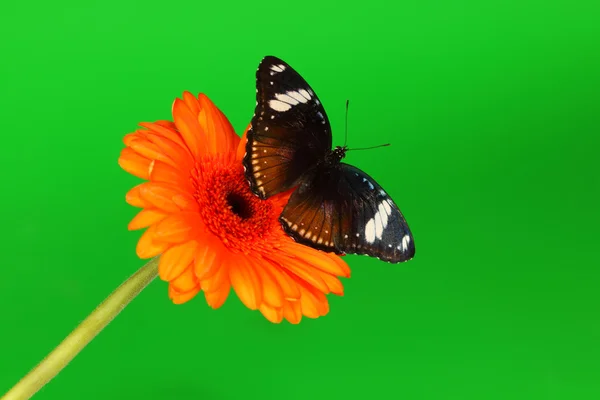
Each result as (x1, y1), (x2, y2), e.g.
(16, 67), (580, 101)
(243, 56), (415, 263)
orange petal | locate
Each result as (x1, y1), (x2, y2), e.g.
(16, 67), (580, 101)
(154, 212), (200, 243)
(168, 284), (200, 304)
(319, 272), (345, 296)
(259, 304), (284, 323)
(126, 185), (151, 208)
(283, 300), (302, 324)
(229, 255), (263, 310)
(252, 262), (284, 308)
(128, 138), (173, 165)
(158, 240), (198, 281)
(145, 132), (194, 172)
(200, 259), (229, 293)
(172, 98), (206, 159)
(194, 233), (226, 281)
(139, 182), (184, 212)
(198, 94), (239, 154)
(169, 264), (198, 292)
(204, 280), (231, 309)
(262, 259), (301, 301)
(149, 160), (192, 190)
(118, 147), (151, 179)
(235, 124), (251, 161)
(124, 132), (144, 146)
(323, 252), (351, 278)
(183, 91), (201, 115)
(297, 281), (329, 319)
(281, 242), (351, 278)
(136, 225), (170, 259)
(128, 209), (168, 230)
(154, 120), (177, 130)
(277, 256), (330, 294)
(172, 193), (200, 212)
(139, 122), (187, 149)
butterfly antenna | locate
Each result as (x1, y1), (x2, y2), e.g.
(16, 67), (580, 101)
(347, 143), (391, 151)
(343, 99), (349, 148)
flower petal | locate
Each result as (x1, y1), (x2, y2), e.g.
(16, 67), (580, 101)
(128, 209), (168, 231)
(229, 255), (263, 310)
(252, 261), (284, 308)
(136, 225), (169, 259)
(168, 284), (200, 304)
(319, 272), (345, 296)
(283, 300), (302, 324)
(139, 122), (187, 149)
(277, 256), (330, 294)
(149, 160), (192, 191)
(172, 193), (200, 212)
(124, 132), (144, 146)
(183, 90), (201, 114)
(259, 304), (284, 324)
(197, 94), (239, 154)
(126, 185), (151, 208)
(158, 240), (198, 281)
(200, 258), (229, 293)
(262, 259), (301, 301)
(128, 138), (173, 166)
(139, 182), (184, 212)
(172, 97), (207, 159)
(169, 263), (198, 292)
(204, 280), (231, 309)
(145, 132), (194, 172)
(297, 281), (329, 319)
(235, 123), (251, 162)
(194, 233), (226, 281)
(118, 148), (151, 180)
(154, 212), (200, 243)
(323, 252), (352, 278)
(281, 242), (351, 278)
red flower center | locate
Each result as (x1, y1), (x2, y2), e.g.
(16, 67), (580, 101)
(192, 156), (282, 251)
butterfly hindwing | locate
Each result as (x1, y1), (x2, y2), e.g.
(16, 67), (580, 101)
(243, 56), (332, 199)
(280, 163), (415, 263)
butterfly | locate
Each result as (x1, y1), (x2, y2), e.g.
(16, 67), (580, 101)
(242, 56), (415, 263)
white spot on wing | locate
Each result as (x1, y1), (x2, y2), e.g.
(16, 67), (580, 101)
(275, 93), (299, 105)
(287, 90), (310, 103)
(382, 199), (392, 215)
(298, 89), (311, 100)
(270, 64), (286, 73)
(401, 234), (411, 251)
(269, 99), (292, 112)
(365, 219), (376, 243)
(364, 200), (391, 244)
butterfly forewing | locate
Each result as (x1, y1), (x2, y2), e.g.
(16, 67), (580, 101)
(280, 163), (415, 263)
(243, 56), (332, 199)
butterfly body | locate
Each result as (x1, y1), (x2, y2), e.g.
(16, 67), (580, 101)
(243, 56), (416, 263)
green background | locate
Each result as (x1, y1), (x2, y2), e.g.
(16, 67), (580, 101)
(1, 1), (599, 399)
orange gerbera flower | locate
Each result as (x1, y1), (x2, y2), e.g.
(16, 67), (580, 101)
(118, 92), (351, 323)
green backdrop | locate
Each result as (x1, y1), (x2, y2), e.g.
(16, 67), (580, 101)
(1, 1), (599, 399)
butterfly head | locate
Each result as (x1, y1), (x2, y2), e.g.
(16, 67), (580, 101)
(326, 146), (348, 165)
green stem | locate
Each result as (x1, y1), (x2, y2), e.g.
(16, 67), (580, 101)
(2, 257), (160, 400)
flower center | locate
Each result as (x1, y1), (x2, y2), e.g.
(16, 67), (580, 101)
(191, 155), (284, 252)
(226, 192), (253, 220)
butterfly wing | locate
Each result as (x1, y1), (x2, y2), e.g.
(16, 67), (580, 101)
(243, 56), (332, 199)
(280, 163), (415, 263)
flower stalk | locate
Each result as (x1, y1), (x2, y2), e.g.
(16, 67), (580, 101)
(1, 257), (159, 400)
